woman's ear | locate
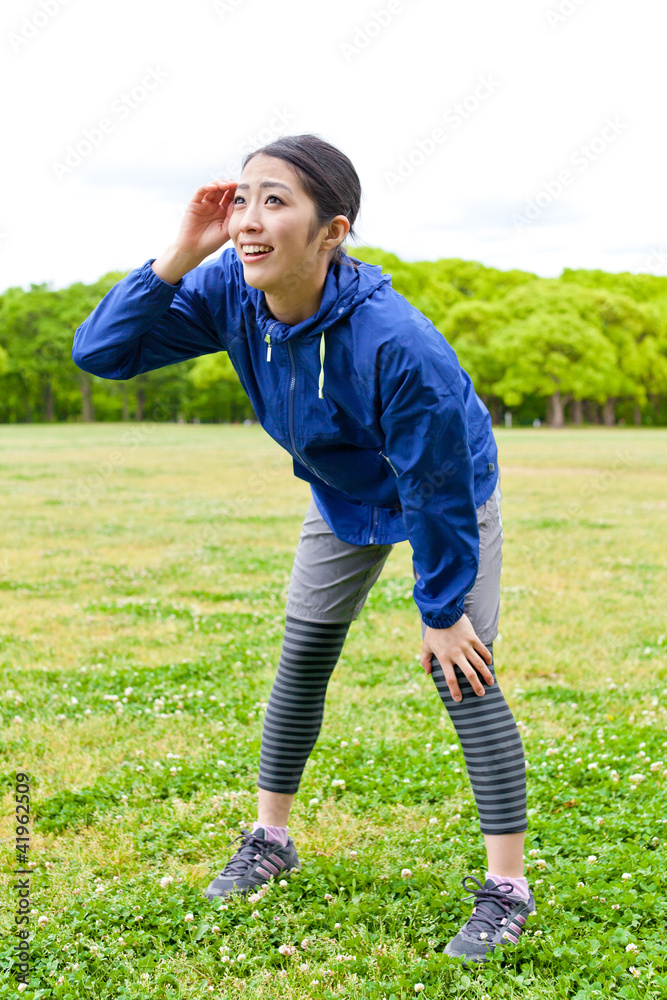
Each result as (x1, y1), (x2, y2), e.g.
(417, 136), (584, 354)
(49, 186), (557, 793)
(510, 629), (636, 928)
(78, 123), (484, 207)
(321, 215), (350, 256)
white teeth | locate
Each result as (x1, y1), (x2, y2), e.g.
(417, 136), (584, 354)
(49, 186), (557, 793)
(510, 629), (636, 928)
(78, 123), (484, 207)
(243, 245), (273, 254)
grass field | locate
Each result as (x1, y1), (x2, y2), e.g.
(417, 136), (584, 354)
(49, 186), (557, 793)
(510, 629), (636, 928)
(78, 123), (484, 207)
(0, 424), (666, 1000)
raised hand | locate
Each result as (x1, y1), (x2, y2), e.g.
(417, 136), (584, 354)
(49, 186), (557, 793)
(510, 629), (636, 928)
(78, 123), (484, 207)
(173, 179), (238, 260)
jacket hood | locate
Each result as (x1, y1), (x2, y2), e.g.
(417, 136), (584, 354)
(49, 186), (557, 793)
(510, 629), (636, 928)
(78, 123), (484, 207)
(231, 248), (392, 345)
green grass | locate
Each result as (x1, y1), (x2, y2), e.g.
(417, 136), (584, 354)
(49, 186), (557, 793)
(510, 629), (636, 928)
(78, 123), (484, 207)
(0, 423), (666, 999)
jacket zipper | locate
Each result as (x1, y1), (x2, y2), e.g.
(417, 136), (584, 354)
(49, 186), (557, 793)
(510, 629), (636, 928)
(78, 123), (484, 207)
(286, 339), (336, 489)
(264, 321), (279, 362)
(369, 505), (379, 544)
(370, 452), (398, 544)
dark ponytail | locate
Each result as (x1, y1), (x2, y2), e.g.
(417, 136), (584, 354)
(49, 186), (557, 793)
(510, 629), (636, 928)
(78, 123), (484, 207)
(242, 134), (361, 267)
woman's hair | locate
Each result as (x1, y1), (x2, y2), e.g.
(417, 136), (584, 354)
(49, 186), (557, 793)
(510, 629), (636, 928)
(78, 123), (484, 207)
(241, 134), (361, 267)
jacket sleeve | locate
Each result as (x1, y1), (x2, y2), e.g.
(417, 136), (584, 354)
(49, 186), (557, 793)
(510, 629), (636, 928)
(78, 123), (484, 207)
(378, 340), (480, 630)
(71, 258), (226, 380)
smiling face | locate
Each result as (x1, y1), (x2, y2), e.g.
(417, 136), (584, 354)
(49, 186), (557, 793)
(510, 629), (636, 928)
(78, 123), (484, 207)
(227, 153), (342, 304)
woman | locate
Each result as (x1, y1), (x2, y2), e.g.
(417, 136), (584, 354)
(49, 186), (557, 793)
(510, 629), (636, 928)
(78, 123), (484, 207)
(72, 133), (535, 963)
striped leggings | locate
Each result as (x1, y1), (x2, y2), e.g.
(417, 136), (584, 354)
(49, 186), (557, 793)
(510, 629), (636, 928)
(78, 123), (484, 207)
(258, 614), (527, 835)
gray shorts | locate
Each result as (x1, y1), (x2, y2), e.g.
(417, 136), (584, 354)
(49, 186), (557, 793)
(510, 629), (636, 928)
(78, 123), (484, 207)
(285, 476), (503, 645)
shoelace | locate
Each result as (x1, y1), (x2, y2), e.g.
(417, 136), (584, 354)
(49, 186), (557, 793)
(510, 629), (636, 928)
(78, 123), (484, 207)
(219, 829), (273, 877)
(458, 875), (519, 937)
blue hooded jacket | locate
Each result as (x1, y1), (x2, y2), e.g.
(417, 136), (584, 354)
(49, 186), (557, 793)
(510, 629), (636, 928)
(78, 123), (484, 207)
(71, 248), (499, 630)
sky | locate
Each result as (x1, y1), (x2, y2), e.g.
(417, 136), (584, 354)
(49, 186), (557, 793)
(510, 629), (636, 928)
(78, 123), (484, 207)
(2, 0), (666, 292)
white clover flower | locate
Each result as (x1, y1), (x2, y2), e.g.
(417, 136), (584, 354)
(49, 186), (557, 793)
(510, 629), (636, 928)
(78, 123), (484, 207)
(278, 943), (297, 956)
(160, 876), (173, 888)
(629, 967), (641, 979)
(626, 942), (638, 953)
(587, 856), (597, 864)
(184, 913), (194, 922)
(301, 938), (309, 949)
(309, 798), (319, 805)
(349, 850), (358, 858)
(300, 962), (309, 971)
(331, 778), (346, 789)
(37, 915), (48, 926)
(279, 879), (288, 887)
(479, 931), (488, 939)
(401, 868), (413, 878)
(324, 893), (333, 900)
(528, 849), (539, 857)
(429, 817), (438, 825)
(334, 922), (341, 929)
(211, 925), (220, 933)
(414, 985), (425, 993)
(612, 904), (620, 910)
(650, 761), (663, 771)
(621, 873), (631, 880)
(237, 953), (246, 961)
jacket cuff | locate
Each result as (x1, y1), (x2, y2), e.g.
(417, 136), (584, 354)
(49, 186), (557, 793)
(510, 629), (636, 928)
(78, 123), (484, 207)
(421, 604), (465, 630)
(140, 258), (184, 291)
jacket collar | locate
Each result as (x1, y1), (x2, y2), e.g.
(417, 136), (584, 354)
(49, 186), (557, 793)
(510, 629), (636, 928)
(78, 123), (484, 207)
(232, 249), (390, 344)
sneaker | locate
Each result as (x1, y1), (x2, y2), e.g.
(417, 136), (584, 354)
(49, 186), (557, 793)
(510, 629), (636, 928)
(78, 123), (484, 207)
(443, 875), (536, 964)
(203, 826), (300, 900)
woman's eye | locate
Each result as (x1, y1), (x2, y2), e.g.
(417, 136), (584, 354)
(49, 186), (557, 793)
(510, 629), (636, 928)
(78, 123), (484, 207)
(233, 194), (282, 205)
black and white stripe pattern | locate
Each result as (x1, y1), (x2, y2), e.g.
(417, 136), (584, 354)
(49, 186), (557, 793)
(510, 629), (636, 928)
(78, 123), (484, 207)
(258, 615), (351, 794)
(257, 619), (526, 835)
(429, 642), (527, 834)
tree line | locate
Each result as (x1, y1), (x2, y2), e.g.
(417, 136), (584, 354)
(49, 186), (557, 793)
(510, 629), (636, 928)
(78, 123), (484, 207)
(1, 248), (666, 426)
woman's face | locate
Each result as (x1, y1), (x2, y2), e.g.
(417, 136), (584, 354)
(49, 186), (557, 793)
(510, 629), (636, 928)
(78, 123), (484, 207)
(227, 153), (328, 296)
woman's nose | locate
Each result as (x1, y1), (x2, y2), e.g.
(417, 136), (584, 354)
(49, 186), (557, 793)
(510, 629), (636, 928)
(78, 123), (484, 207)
(240, 207), (263, 233)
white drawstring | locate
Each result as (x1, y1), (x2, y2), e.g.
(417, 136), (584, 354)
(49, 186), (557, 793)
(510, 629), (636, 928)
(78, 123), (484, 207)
(318, 331), (325, 399)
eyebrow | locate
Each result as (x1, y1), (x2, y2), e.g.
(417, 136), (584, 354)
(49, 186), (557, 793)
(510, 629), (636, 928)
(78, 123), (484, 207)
(235, 180), (293, 194)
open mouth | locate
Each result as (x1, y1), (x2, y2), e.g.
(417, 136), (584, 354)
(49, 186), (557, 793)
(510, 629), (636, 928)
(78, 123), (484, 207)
(241, 244), (274, 261)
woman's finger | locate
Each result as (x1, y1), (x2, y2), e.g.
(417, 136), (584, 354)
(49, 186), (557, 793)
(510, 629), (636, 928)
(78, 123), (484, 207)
(465, 645), (494, 685)
(460, 661), (486, 697)
(444, 665), (463, 702)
